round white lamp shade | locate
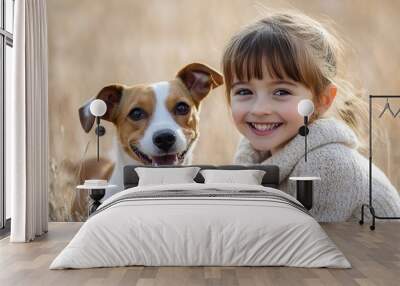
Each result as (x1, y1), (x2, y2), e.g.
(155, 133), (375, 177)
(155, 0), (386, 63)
(90, 99), (107, 117)
(297, 99), (314, 117)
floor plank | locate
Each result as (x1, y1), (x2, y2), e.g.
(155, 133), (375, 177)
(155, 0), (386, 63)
(0, 222), (399, 286)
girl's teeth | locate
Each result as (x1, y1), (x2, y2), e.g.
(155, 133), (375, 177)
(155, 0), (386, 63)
(251, 123), (281, 131)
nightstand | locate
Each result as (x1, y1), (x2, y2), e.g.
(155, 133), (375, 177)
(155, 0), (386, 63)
(76, 184), (118, 215)
(289, 177), (320, 210)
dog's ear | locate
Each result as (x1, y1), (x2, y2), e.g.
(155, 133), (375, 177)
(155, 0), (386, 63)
(176, 63), (224, 104)
(79, 84), (124, 133)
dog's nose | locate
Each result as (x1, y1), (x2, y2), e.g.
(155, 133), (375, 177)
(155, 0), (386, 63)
(153, 129), (176, 152)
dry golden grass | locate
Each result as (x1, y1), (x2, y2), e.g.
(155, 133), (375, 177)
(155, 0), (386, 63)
(47, 0), (400, 221)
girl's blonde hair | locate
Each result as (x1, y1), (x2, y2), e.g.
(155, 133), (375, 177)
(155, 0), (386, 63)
(222, 11), (368, 151)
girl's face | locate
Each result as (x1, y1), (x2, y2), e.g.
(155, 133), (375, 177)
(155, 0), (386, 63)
(230, 71), (314, 154)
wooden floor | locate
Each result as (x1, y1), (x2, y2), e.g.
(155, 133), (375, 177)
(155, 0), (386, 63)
(0, 222), (399, 286)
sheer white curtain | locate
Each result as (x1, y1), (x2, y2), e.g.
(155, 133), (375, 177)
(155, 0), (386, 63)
(8, 0), (49, 242)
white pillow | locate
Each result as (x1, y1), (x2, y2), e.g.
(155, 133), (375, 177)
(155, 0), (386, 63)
(135, 167), (200, 186)
(200, 169), (266, 185)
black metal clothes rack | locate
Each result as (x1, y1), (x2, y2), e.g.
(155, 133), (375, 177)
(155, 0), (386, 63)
(360, 95), (400, 230)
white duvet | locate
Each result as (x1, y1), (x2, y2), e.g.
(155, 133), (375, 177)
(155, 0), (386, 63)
(50, 183), (350, 269)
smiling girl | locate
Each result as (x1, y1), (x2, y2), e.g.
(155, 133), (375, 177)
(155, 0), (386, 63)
(222, 11), (400, 222)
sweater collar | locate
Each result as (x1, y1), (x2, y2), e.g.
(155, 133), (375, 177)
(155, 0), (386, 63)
(234, 118), (360, 183)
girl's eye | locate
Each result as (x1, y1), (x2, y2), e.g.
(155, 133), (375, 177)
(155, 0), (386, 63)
(234, 88), (252, 96)
(273, 89), (291, 96)
(128, 107), (147, 121)
(174, 102), (190, 115)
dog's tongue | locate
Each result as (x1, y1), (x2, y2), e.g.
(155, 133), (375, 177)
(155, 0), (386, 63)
(152, 155), (178, 166)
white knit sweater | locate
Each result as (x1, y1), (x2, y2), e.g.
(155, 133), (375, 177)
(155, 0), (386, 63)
(234, 117), (400, 222)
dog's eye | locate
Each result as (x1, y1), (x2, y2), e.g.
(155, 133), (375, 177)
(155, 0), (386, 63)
(128, 107), (147, 121)
(174, 102), (190, 115)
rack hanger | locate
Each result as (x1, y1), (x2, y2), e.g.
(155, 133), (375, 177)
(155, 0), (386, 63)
(378, 98), (396, 118)
(394, 107), (400, 118)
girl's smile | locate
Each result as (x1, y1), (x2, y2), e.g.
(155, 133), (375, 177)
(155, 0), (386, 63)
(247, 122), (284, 136)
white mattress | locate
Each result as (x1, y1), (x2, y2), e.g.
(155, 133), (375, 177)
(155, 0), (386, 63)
(50, 183), (350, 269)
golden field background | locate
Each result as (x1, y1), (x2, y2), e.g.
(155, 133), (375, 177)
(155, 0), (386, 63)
(47, 0), (400, 221)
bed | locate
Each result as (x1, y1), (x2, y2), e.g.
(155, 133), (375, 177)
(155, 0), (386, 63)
(50, 164), (350, 269)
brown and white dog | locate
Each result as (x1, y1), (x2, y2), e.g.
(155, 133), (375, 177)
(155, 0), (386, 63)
(78, 63), (223, 200)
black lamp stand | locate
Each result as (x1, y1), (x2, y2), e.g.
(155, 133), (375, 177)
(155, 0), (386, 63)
(296, 180), (313, 210)
(298, 116), (310, 162)
(95, 117), (106, 161)
(88, 188), (106, 215)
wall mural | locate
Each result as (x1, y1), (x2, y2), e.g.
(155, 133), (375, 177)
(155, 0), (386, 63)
(47, 0), (400, 221)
